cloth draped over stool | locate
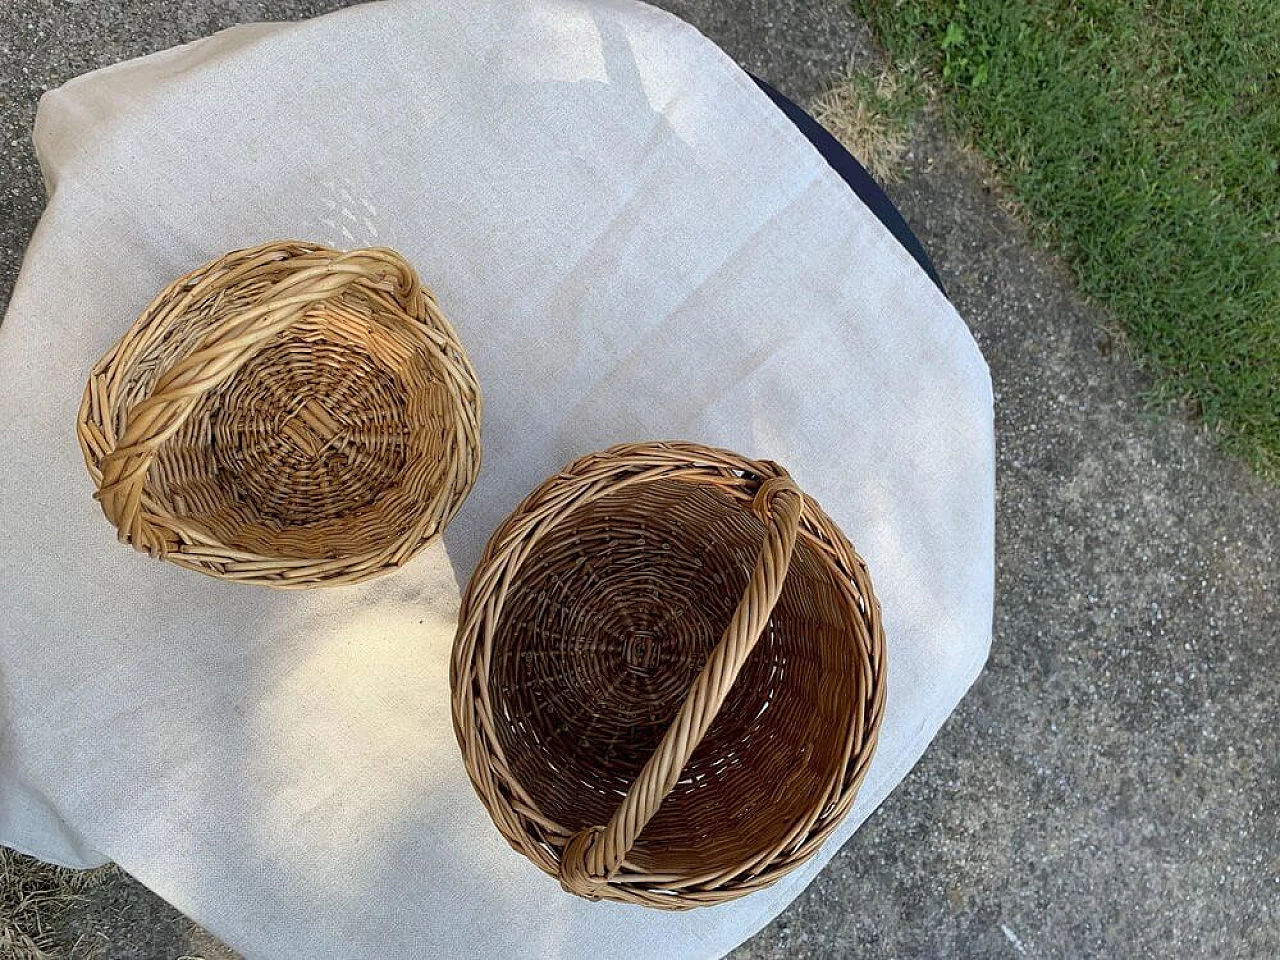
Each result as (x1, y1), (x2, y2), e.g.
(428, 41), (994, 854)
(0, 1), (994, 957)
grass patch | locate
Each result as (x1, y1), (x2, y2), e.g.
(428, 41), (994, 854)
(812, 60), (925, 182)
(0, 849), (110, 959)
(854, 0), (1280, 476)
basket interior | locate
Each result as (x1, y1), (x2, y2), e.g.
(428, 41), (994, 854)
(488, 478), (863, 879)
(133, 286), (453, 560)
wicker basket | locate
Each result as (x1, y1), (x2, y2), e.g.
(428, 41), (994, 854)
(452, 442), (886, 908)
(77, 241), (481, 587)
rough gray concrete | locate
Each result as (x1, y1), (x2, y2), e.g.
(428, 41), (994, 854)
(2, 1), (1276, 958)
(58, 868), (240, 960)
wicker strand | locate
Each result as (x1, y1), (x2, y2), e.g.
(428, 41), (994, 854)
(558, 475), (803, 897)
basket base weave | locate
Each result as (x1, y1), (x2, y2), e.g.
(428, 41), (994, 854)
(155, 307), (455, 561)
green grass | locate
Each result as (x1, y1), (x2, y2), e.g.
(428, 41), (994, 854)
(853, 0), (1280, 476)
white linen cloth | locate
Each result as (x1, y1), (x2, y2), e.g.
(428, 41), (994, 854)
(0, 0), (994, 956)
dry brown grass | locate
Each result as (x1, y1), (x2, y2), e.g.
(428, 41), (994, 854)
(812, 59), (923, 183)
(0, 849), (112, 960)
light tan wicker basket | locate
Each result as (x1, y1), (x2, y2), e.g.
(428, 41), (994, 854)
(77, 241), (481, 587)
(452, 441), (885, 908)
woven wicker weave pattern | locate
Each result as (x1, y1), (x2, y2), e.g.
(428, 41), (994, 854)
(77, 241), (481, 587)
(452, 442), (886, 909)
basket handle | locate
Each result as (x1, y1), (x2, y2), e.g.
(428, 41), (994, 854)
(94, 247), (421, 554)
(558, 472), (804, 898)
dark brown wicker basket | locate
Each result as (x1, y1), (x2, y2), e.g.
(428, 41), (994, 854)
(452, 441), (886, 908)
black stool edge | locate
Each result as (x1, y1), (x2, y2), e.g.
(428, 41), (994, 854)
(753, 75), (947, 297)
